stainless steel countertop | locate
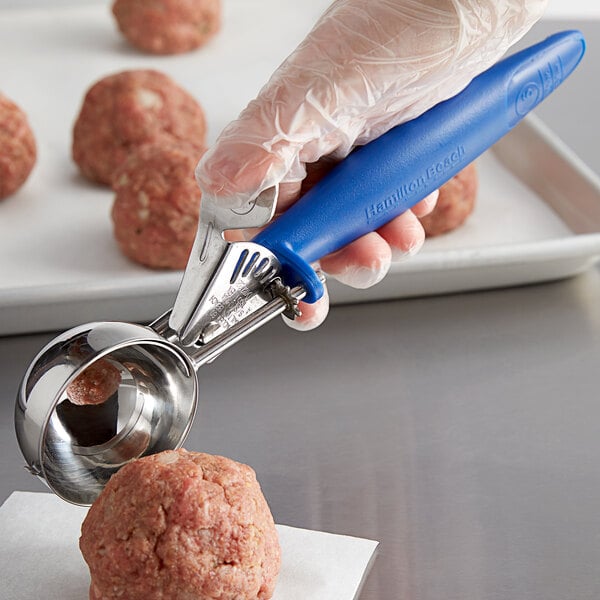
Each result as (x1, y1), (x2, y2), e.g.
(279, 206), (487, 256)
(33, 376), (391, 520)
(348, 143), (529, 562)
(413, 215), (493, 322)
(1, 19), (600, 600)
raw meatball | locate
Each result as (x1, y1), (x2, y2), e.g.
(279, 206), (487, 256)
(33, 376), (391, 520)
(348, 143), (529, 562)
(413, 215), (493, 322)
(0, 93), (36, 199)
(112, 0), (221, 55)
(72, 69), (206, 185)
(111, 141), (203, 269)
(419, 162), (478, 237)
(65, 358), (122, 406)
(80, 449), (281, 600)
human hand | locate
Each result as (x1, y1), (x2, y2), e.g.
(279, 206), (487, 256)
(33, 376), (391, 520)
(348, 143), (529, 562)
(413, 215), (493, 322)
(196, 0), (548, 329)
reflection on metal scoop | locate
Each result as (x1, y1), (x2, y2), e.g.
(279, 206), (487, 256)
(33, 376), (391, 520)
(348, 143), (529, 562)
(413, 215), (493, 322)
(14, 31), (586, 505)
(56, 393), (120, 448)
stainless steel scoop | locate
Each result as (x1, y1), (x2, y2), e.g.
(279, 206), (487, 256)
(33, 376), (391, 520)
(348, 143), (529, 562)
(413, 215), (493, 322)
(15, 31), (586, 505)
(15, 188), (310, 506)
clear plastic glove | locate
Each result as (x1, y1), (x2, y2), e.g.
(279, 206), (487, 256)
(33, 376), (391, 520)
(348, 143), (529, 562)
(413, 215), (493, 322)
(196, 0), (548, 330)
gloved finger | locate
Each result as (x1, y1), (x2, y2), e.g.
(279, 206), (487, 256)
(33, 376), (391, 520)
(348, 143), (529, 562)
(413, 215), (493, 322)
(195, 102), (308, 210)
(275, 181), (303, 214)
(377, 209), (426, 258)
(197, 0), (548, 211)
(196, 135), (276, 197)
(410, 190), (439, 218)
(319, 209), (430, 287)
(319, 232), (392, 289)
(283, 284), (330, 331)
(281, 212), (428, 329)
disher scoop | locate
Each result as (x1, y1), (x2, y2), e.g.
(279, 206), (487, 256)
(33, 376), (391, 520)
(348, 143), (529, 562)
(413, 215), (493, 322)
(15, 31), (585, 505)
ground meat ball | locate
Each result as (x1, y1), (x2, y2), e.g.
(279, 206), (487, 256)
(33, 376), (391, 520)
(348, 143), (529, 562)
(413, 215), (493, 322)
(419, 162), (478, 237)
(111, 141), (203, 269)
(0, 93), (36, 199)
(80, 449), (281, 600)
(112, 0), (221, 55)
(72, 70), (206, 185)
(65, 358), (122, 406)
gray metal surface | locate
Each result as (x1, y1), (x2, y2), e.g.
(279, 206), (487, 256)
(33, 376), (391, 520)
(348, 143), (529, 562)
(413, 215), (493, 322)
(1, 18), (600, 600)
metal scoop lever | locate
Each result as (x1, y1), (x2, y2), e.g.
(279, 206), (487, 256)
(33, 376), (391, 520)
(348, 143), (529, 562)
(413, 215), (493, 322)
(169, 187), (280, 346)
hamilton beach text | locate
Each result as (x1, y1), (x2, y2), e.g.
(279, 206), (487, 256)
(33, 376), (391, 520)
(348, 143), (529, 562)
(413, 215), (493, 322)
(365, 145), (465, 222)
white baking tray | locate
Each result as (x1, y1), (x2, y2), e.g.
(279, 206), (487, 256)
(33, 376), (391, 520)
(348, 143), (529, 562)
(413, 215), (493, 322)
(1, 2), (600, 336)
(328, 116), (600, 304)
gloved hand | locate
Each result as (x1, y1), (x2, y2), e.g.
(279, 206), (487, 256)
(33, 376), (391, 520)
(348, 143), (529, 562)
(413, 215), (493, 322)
(196, 0), (548, 330)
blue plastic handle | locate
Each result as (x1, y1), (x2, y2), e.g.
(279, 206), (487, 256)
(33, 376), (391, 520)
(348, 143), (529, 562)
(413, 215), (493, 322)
(253, 30), (586, 302)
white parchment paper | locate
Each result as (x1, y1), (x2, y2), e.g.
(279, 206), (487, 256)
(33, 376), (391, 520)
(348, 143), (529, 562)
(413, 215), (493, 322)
(0, 492), (378, 600)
